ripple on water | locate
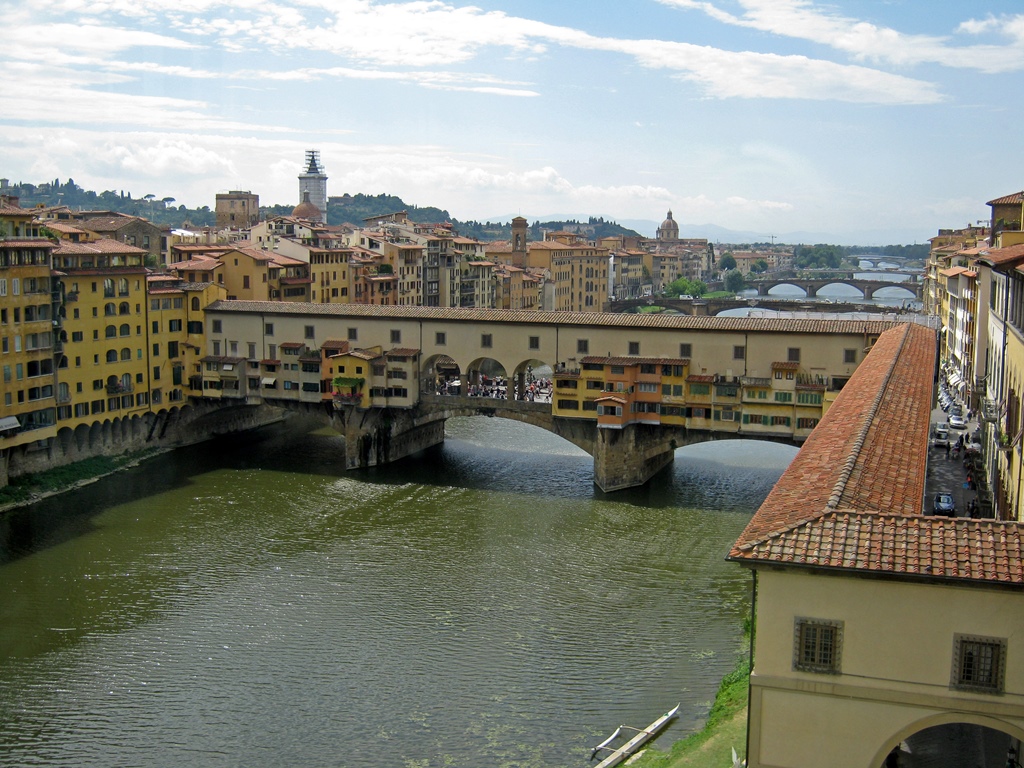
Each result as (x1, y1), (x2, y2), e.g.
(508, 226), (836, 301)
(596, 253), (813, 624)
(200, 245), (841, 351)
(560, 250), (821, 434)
(0, 418), (793, 767)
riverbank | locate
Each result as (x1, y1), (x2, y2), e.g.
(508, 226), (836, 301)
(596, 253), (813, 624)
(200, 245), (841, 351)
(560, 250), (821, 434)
(0, 448), (165, 514)
(631, 656), (750, 768)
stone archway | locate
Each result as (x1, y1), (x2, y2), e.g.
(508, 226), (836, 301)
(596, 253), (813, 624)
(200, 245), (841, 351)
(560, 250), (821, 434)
(872, 716), (1024, 768)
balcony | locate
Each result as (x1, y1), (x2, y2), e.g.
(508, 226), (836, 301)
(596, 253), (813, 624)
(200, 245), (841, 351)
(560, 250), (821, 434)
(106, 382), (134, 395)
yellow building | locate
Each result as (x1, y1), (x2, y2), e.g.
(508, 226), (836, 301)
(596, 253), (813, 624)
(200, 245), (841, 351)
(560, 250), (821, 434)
(52, 238), (152, 431)
(0, 201), (59, 455)
(147, 274), (226, 406)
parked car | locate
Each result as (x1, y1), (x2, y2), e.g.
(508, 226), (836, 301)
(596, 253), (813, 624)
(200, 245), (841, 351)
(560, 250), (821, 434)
(949, 404), (964, 417)
(949, 414), (967, 429)
(933, 493), (956, 516)
(934, 424), (949, 442)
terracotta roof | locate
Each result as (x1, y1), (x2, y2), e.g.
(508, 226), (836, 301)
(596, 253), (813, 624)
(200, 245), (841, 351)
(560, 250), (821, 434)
(77, 216), (145, 232)
(320, 340), (349, 351)
(986, 191), (1024, 206)
(386, 348), (420, 357)
(0, 239), (55, 248)
(52, 238), (148, 256)
(733, 512), (1024, 585)
(686, 374), (715, 383)
(938, 266), (976, 277)
(280, 342), (305, 349)
(977, 244), (1024, 267)
(771, 361), (800, 370)
(595, 395), (626, 404)
(728, 323), (1024, 586)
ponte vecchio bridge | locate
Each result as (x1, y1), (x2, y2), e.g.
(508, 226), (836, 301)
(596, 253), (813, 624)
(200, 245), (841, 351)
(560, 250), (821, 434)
(200, 301), (919, 491)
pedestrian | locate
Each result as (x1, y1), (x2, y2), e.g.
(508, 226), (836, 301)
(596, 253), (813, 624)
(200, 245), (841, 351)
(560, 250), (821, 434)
(946, 442), (951, 459)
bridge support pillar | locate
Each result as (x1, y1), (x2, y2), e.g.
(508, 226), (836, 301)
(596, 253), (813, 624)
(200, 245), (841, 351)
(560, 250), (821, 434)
(593, 423), (675, 492)
(337, 407), (446, 470)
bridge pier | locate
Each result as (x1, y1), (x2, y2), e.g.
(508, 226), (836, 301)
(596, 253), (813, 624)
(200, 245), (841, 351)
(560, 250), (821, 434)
(593, 423), (677, 492)
(336, 406), (446, 470)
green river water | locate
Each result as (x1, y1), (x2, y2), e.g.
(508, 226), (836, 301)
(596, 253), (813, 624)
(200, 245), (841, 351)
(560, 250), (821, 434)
(0, 417), (795, 767)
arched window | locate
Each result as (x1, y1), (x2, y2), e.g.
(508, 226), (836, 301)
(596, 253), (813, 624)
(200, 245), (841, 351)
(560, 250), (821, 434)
(119, 324), (131, 337)
(105, 325), (117, 338)
(58, 382), (70, 400)
(120, 347), (131, 361)
(103, 278), (115, 298)
(119, 302), (130, 315)
(118, 278), (129, 296)
(106, 350), (118, 363)
(104, 303), (116, 316)
(121, 373), (131, 390)
(191, 297), (200, 311)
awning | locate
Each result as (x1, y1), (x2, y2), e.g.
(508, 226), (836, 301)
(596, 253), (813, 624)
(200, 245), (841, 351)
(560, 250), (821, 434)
(261, 377), (277, 387)
(0, 416), (20, 432)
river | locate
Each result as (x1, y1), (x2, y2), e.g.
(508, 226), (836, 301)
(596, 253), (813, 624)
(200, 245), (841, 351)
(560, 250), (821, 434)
(0, 417), (796, 767)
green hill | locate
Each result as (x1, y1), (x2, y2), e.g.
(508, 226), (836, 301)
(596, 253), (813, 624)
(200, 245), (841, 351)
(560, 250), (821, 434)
(2, 178), (643, 240)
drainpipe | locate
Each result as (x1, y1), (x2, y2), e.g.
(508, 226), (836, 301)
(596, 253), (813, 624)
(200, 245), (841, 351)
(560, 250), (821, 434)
(744, 570), (757, 768)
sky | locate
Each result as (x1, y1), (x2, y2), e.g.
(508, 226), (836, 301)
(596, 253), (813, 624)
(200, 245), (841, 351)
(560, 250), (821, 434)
(3, 0), (1024, 244)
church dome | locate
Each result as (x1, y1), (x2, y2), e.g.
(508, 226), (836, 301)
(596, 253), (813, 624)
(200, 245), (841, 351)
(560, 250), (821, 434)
(657, 210), (679, 240)
(292, 191), (320, 220)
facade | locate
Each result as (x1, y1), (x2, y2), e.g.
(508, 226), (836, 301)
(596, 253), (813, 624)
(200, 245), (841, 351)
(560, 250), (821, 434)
(215, 190), (260, 229)
(0, 202), (59, 452)
(730, 322), (1024, 767)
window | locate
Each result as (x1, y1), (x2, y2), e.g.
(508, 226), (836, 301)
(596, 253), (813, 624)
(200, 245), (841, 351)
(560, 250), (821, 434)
(152, 320), (159, 334)
(243, 275), (250, 289)
(734, 345), (745, 360)
(794, 618), (842, 673)
(168, 319), (182, 332)
(844, 348), (857, 364)
(577, 339), (589, 354)
(529, 336), (539, 350)
(212, 319), (222, 333)
(952, 635), (1005, 693)
(628, 341), (640, 356)
(680, 343), (692, 358)
(390, 329), (401, 344)
(192, 297), (200, 311)
(264, 322), (274, 336)
(690, 383), (710, 396)
(435, 332), (446, 345)
(775, 392), (792, 402)
(152, 343), (160, 357)
(788, 347), (801, 363)
(481, 334), (492, 348)
(306, 325), (316, 340)
(347, 327), (358, 341)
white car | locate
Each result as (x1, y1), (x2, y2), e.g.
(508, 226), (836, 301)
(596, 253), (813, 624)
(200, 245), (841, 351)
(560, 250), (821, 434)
(948, 414), (967, 429)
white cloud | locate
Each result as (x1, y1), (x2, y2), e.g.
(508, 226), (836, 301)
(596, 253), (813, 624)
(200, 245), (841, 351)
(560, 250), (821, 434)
(659, 0), (1024, 74)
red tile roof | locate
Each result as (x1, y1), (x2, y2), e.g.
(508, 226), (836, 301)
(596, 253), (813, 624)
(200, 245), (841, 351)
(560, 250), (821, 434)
(978, 244), (1024, 266)
(729, 322), (1024, 586)
(986, 191), (1024, 206)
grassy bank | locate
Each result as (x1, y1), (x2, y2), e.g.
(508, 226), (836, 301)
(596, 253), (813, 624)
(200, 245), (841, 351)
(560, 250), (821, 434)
(632, 654), (750, 768)
(0, 450), (160, 509)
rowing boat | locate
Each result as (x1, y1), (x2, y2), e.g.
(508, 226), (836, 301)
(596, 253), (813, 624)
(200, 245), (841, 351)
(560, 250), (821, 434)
(589, 703), (680, 767)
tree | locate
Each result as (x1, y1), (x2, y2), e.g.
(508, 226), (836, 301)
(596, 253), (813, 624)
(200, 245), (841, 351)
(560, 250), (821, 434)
(719, 252), (737, 271)
(724, 269), (745, 293)
(664, 277), (707, 297)
(750, 258), (769, 274)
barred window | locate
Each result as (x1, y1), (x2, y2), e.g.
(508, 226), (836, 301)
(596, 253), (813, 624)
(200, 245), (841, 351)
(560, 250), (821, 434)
(794, 618), (842, 673)
(952, 635), (1005, 693)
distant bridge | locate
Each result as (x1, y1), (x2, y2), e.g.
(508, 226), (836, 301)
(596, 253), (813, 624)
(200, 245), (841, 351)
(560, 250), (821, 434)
(607, 297), (917, 316)
(747, 277), (922, 300)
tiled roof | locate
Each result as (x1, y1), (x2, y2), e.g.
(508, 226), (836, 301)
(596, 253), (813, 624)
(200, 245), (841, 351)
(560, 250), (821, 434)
(0, 239), (55, 248)
(686, 374), (715, 383)
(52, 238), (148, 256)
(734, 512), (1024, 584)
(729, 323), (1024, 586)
(386, 348), (420, 357)
(207, 300), (902, 336)
(77, 216), (141, 232)
(771, 361), (800, 369)
(986, 191), (1024, 205)
(977, 244), (1024, 267)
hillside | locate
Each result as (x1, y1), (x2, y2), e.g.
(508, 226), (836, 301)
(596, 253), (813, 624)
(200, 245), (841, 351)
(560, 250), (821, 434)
(2, 178), (642, 240)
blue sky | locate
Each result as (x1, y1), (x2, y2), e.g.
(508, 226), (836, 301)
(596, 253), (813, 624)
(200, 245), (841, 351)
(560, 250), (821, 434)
(3, 0), (1023, 243)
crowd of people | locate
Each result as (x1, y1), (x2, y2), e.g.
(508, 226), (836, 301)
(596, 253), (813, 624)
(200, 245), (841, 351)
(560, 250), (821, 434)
(434, 375), (553, 403)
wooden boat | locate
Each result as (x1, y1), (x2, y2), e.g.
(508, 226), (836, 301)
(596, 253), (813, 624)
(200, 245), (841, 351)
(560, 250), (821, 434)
(589, 703), (680, 767)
